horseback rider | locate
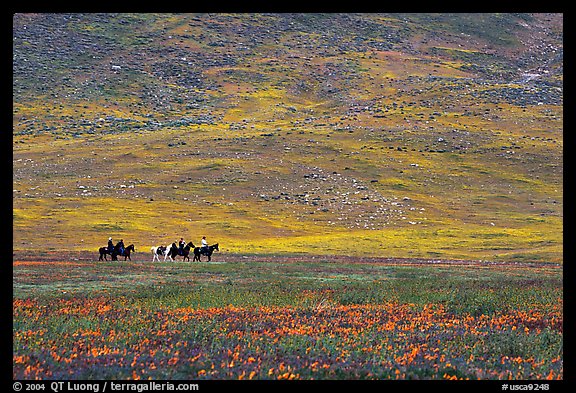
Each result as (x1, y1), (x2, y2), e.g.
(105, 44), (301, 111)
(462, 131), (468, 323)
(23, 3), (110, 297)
(116, 239), (125, 255)
(178, 238), (186, 255)
(201, 236), (208, 254)
(107, 237), (114, 253)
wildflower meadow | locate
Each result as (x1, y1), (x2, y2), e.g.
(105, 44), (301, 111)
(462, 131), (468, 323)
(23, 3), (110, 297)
(13, 255), (562, 380)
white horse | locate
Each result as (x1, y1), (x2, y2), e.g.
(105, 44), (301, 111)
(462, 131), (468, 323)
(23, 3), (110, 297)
(151, 245), (168, 262)
(164, 244), (175, 262)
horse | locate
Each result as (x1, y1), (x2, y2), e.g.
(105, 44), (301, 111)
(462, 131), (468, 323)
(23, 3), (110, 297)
(163, 245), (172, 261)
(193, 243), (219, 262)
(167, 242), (194, 262)
(112, 244), (135, 261)
(98, 246), (114, 261)
(151, 245), (167, 262)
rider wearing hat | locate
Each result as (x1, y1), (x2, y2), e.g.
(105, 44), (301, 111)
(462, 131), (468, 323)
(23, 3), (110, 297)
(201, 236), (208, 253)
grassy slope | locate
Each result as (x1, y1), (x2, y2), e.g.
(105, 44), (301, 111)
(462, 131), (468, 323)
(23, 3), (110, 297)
(12, 13), (563, 262)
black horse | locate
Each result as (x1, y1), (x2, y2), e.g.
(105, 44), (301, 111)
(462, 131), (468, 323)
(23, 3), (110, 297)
(193, 243), (219, 262)
(112, 244), (135, 261)
(167, 242), (194, 262)
(98, 246), (115, 261)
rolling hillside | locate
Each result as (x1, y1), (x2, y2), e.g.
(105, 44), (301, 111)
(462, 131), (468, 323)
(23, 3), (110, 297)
(12, 13), (563, 262)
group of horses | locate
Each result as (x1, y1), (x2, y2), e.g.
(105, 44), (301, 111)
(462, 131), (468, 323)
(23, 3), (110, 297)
(98, 241), (219, 262)
(151, 242), (219, 262)
(98, 244), (136, 261)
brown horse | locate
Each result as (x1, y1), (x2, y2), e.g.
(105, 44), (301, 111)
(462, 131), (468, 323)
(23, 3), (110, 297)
(112, 244), (135, 261)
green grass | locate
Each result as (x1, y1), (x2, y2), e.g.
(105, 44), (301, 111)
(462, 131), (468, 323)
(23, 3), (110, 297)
(13, 257), (562, 311)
